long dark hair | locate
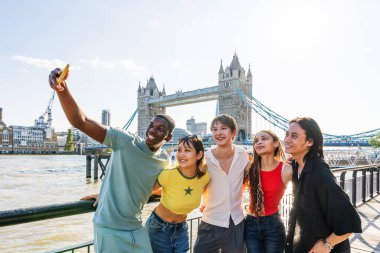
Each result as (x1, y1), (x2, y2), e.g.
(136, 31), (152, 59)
(289, 117), (324, 161)
(177, 135), (207, 178)
(248, 130), (285, 216)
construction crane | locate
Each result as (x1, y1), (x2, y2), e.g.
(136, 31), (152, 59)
(44, 91), (55, 129)
(35, 91), (55, 139)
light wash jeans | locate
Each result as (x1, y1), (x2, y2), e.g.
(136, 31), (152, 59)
(146, 211), (189, 253)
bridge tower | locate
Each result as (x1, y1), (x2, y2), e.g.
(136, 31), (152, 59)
(137, 76), (166, 137)
(217, 53), (252, 141)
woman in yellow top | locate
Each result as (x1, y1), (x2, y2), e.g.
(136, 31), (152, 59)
(147, 135), (210, 253)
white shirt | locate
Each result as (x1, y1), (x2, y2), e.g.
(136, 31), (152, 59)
(202, 145), (249, 228)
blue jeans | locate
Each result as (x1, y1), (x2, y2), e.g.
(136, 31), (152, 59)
(245, 212), (286, 253)
(146, 211), (189, 253)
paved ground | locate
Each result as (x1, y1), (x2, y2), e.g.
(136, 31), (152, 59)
(350, 195), (380, 253)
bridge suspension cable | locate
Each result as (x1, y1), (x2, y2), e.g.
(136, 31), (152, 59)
(122, 109), (138, 130)
(235, 89), (289, 131)
(235, 88), (379, 146)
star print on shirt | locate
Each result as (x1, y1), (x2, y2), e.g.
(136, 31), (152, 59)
(184, 186), (193, 195)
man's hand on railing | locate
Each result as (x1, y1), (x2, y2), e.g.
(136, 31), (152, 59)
(81, 193), (99, 207)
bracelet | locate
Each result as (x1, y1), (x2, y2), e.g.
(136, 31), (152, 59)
(322, 238), (334, 251)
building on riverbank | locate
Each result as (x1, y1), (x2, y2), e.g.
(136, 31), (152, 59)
(0, 108), (58, 154)
(101, 109), (111, 126)
(186, 116), (207, 137)
(0, 107), (12, 153)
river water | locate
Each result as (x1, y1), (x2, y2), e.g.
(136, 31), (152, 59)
(0, 155), (164, 253)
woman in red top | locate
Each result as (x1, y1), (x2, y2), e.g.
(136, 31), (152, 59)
(245, 130), (293, 253)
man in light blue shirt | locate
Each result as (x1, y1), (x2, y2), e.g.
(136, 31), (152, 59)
(49, 67), (175, 253)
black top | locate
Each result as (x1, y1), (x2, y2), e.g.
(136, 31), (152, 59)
(285, 157), (362, 253)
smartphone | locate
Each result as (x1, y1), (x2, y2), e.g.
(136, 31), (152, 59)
(56, 64), (70, 85)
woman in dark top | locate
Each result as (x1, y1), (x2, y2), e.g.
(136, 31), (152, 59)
(284, 117), (362, 253)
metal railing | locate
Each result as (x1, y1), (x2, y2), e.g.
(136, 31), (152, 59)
(46, 241), (93, 253)
(1, 164), (379, 252)
(332, 164), (380, 207)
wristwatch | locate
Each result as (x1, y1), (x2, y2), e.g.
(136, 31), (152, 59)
(322, 238), (334, 251)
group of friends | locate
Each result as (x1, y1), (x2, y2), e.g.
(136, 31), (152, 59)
(49, 67), (362, 253)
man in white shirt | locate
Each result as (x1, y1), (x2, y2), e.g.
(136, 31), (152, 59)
(194, 114), (250, 253)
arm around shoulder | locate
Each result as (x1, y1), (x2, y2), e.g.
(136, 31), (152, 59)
(281, 162), (293, 186)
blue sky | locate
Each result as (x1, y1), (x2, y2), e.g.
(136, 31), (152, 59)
(0, 0), (379, 136)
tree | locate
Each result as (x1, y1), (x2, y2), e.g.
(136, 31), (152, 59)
(369, 133), (380, 149)
(64, 129), (75, 152)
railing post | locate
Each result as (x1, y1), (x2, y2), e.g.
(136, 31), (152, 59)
(369, 168), (374, 199)
(352, 171), (357, 207)
(340, 171), (346, 190)
(86, 155), (92, 179)
(377, 166), (380, 194)
(362, 169), (366, 203)
(94, 155), (99, 180)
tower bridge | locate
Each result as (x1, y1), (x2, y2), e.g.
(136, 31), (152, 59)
(123, 53), (379, 147)
(137, 53), (252, 142)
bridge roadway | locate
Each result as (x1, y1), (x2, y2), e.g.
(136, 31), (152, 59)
(147, 86), (219, 107)
(350, 195), (380, 252)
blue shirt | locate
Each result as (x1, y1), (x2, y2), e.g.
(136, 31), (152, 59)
(93, 127), (169, 230)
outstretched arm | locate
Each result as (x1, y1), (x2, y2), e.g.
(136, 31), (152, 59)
(49, 68), (106, 143)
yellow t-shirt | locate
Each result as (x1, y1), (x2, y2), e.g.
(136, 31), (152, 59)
(158, 167), (210, 215)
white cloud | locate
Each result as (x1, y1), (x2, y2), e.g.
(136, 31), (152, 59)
(81, 57), (149, 77)
(120, 59), (149, 77)
(80, 57), (117, 69)
(11, 55), (66, 70)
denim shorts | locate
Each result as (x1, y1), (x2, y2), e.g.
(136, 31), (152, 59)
(146, 211), (189, 253)
(245, 212), (286, 253)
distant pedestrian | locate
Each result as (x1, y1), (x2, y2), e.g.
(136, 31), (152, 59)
(284, 117), (362, 253)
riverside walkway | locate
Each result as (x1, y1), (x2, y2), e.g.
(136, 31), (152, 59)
(350, 195), (380, 252)
(0, 163), (379, 252)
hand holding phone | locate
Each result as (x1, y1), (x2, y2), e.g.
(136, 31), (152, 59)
(56, 64), (70, 86)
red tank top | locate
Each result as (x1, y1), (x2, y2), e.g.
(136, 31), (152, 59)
(260, 162), (285, 215)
